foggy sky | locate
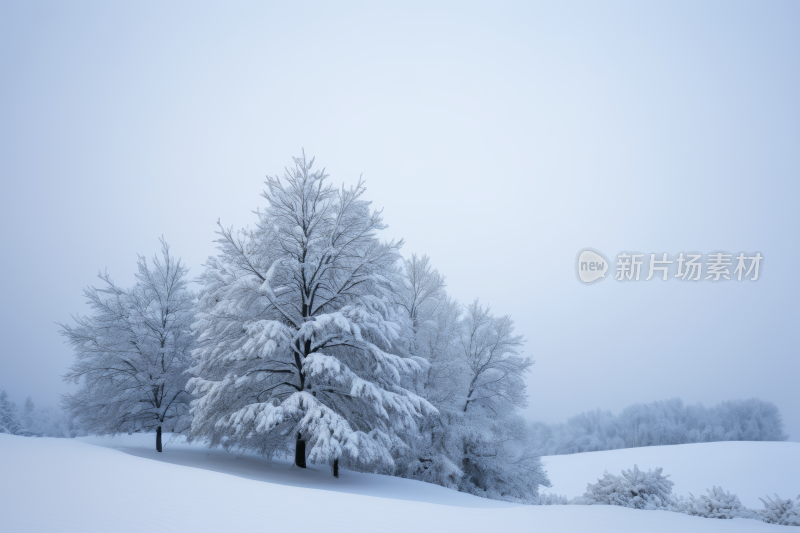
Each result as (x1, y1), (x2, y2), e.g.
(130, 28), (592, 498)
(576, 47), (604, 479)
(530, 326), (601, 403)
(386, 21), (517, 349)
(1, 1), (798, 439)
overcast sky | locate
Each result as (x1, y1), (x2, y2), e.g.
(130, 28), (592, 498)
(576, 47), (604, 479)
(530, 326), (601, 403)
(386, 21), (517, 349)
(1, 1), (798, 440)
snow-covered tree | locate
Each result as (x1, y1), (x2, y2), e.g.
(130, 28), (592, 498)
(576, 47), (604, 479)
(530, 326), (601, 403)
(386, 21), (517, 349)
(457, 300), (531, 415)
(392, 255), (548, 502)
(21, 396), (34, 432)
(454, 300), (545, 500)
(61, 238), (194, 451)
(188, 154), (435, 475)
(391, 257), (464, 488)
(395, 254), (446, 349)
(16, 396), (81, 438)
(394, 255), (462, 407)
(0, 389), (21, 435)
(458, 410), (550, 502)
(537, 493), (571, 505)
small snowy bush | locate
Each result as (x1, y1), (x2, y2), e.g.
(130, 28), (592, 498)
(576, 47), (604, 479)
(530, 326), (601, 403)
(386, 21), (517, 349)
(575, 465), (675, 510)
(756, 494), (800, 526)
(675, 486), (755, 519)
(574, 465), (800, 527)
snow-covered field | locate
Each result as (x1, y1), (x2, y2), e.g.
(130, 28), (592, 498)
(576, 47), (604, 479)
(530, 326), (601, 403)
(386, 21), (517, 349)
(1, 433), (795, 532)
(543, 441), (800, 508)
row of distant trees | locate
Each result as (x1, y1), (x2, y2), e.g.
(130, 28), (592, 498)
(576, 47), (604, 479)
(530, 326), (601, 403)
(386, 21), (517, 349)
(0, 390), (80, 438)
(530, 397), (787, 456)
(51, 154), (548, 503)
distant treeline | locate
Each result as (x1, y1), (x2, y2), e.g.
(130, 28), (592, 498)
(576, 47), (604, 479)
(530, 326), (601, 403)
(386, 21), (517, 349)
(0, 389), (80, 438)
(530, 398), (787, 456)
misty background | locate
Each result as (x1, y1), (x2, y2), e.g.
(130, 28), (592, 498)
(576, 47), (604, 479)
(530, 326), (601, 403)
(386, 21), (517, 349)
(1, 1), (798, 440)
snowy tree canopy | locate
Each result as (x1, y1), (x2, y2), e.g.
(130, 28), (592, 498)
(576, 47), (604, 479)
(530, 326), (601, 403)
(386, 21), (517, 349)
(395, 254), (447, 343)
(188, 153), (435, 471)
(457, 300), (531, 415)
(391, 256), (549, 503)
(61, 238), (194, 450)
(454, 300), (542, 500)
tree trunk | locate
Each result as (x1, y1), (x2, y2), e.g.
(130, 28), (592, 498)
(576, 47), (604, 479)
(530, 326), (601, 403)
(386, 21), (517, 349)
(295, 433), (306, 468)
(156, 426), (162, 452)
(333, 458), (339, 478)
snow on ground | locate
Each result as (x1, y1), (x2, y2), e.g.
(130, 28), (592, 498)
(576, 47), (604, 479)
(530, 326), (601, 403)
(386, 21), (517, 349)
(542, 441), (800, 508)
(0, 433), (791, 532)
(76, 433), (515, 508)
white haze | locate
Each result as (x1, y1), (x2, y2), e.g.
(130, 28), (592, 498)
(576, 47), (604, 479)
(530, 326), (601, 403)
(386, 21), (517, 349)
(0, 1), (798, 438)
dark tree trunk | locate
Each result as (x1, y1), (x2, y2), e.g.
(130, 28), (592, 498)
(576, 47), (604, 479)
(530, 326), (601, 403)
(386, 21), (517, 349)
(333, 458), (339, 478)
(156, 426), (163, 452)
(295, 433), (306, 468)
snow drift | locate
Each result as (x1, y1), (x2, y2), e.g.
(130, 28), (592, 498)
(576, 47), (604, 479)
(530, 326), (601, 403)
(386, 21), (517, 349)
(2, 433), (796, 532)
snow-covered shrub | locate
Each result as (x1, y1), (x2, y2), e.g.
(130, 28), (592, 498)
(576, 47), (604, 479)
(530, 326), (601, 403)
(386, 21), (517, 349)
(575, 465), (674, 510)
(574, 470), (637, 507)
(675, 487), (755, 519)
(573, 464), (800, 527)
(756, 494), (800, 526)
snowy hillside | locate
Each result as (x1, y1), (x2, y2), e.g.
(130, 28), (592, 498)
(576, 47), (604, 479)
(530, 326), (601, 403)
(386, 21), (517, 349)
(542, 441), (800, 508)
(1, 433), (795, 532)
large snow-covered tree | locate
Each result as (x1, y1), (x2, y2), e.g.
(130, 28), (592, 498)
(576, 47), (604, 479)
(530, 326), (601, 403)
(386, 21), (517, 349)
(188, 154), (435, 474)
(60, 239), (194, 451)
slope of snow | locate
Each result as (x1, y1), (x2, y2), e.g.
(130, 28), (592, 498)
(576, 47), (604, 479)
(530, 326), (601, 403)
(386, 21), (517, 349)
(542, 441), (800, 508)
(0, 433), (789, 533)
(76, 433), (515, 508)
